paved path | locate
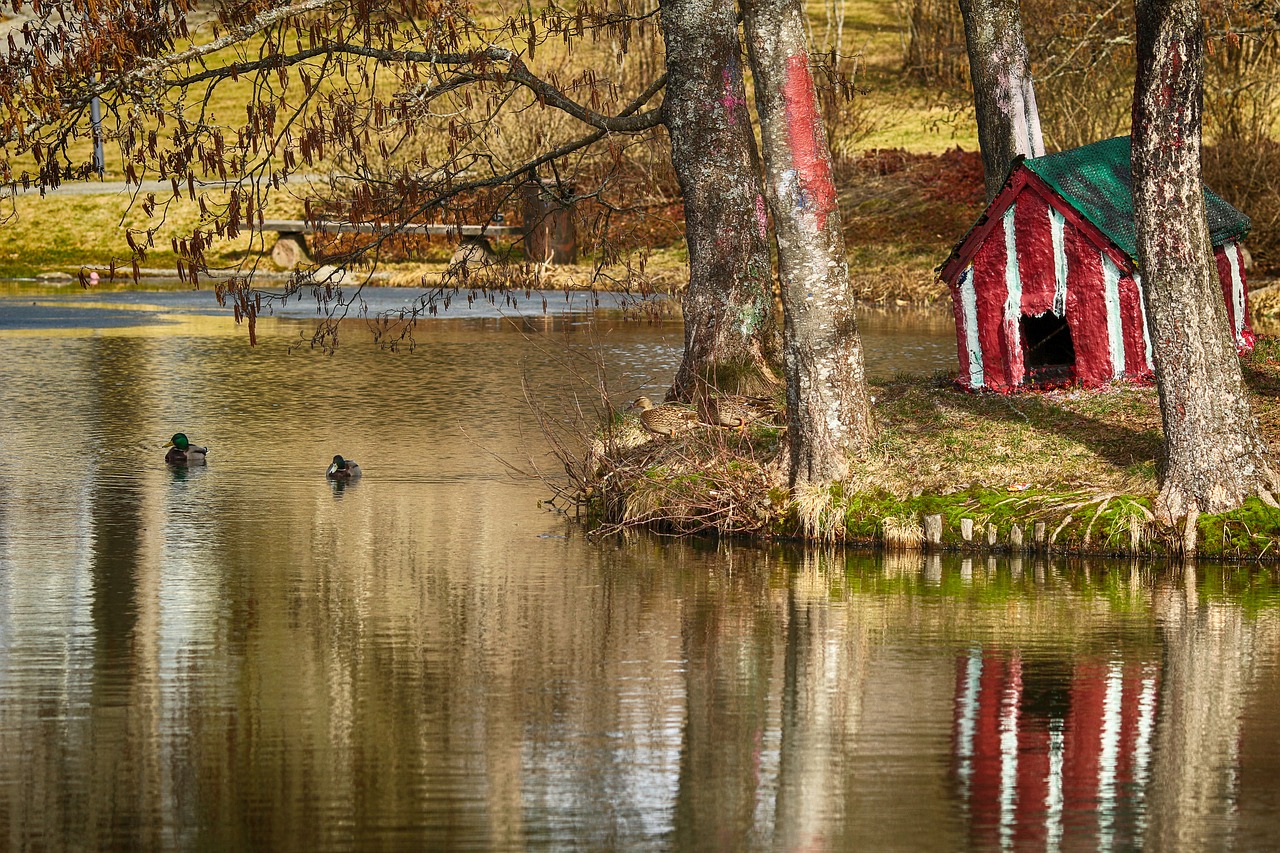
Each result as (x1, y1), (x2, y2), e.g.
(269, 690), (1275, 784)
(8, 178), (324, 197)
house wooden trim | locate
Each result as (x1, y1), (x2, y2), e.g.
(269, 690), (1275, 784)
(940, 167), (1134, 284)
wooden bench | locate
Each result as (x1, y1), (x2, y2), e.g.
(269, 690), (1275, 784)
(258, 185), (578, 267)
(257, 218), (525, 268)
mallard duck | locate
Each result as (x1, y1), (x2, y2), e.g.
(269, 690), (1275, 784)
(701, 394), (779, 429)
(626, 396), (702, 436)
(164, 433), (208, 465)
(326, 454), (362, 479)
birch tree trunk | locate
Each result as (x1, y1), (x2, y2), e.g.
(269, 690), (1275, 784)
(660, 0), (782, 401)
(1132, 0), (1278, 527)
(958, 0), (1045, 200)
(741, 0), (875, 486)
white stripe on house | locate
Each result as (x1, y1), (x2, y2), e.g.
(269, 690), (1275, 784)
(959, 266), (984, 389)
(1226, 241), (1247, 346)
(1102, 254), (1126, 377)
(1004, 205), (1023, 382)
(1050, 207), (1067, 316)
(1134, 272), (1153, 371)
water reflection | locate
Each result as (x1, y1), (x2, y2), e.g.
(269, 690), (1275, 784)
(1, 304), (1278, 850)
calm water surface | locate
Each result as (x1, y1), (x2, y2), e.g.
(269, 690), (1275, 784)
(1, 288), (1278, 851)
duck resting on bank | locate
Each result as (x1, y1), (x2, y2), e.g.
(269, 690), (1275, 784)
(626, 396), (703, 436)
(700, 393), (780, 430)
(164, 433), (208, 465)
(327, 455), (362, 479)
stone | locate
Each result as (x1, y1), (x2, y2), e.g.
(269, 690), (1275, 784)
(923, 514), (943, 547)
(271, 234), (310, 268)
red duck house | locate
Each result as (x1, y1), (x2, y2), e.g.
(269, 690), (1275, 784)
(939, 136), (1254, 392)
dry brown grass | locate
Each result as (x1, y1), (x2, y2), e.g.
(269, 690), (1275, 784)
(592, 422), (787, 537)
(852, 378), (1166, 498)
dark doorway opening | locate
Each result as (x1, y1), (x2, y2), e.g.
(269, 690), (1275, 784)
(1021, 313), (1075, 384)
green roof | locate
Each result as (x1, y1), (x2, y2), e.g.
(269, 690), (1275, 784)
(1023, 135), (1250, 259)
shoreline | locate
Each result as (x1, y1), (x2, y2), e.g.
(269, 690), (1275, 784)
(580, 354), (1280, 562)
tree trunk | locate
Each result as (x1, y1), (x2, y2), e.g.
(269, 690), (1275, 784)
(741, 0), (876, 486)
(958, 0), (1045, 201)
(1132, 0), (1278, 526)
(660, 0), (782, 401)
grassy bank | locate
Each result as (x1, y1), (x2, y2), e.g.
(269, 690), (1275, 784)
(580, 338), (1280, 561)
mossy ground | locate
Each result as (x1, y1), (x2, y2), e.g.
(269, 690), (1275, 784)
(587, 340), (1280, 560)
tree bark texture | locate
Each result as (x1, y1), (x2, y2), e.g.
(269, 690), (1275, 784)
(741, 0), (876, 486)
(958, 0), (1045, 200)
(660, 0), (782, 401)
(1132, 0), (1278, 524)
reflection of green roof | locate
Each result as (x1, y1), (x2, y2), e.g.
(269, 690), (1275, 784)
(1024, 135), (1250, 259)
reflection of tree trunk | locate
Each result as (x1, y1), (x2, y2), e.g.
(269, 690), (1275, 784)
(958, 0), (1045, 200)
(660, 0), (782, 400)
(671, 557), (784, 847)
(741, 0), (876, 485)
(1235, 611), (1280, 830)
(485, 697), (526, 849)
(772, 555), (862, 848)
(1146, 563), (1252, 849)
(85, 337), (158, 846)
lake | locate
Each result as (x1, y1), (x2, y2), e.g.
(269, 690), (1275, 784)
(0, 286), (1277, 851)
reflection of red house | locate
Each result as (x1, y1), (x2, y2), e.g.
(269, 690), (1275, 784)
(940, 136), (1254, 392)
(952, 649), (1161, 848)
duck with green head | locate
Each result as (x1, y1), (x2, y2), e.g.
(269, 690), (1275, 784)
(326, 455), (362, 479)
(164, 433), (208, 465)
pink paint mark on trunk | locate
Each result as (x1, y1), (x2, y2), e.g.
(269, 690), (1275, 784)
(782, 54), (837, 229)
(755, 194), (768, 240)
(721, 67), (746, 120)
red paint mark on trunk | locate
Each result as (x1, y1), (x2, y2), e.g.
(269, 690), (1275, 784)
(1014, 191), (1056, 316)
(973, 230), (1011, 390)
(783, 55), (837, 229)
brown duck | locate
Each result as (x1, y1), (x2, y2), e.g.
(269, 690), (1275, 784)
(626, 396), (702, 436)
(701, 394), (779, 429)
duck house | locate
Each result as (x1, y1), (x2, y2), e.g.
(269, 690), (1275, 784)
(939, 136), (1253, 392)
